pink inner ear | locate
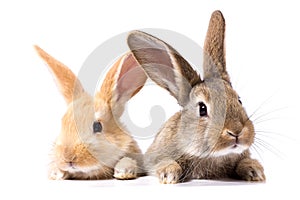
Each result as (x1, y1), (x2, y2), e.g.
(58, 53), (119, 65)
(118, 53), (139, 82)
(117, 54), (146, 99)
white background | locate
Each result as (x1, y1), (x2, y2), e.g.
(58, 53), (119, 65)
(1, 0), (300, 199)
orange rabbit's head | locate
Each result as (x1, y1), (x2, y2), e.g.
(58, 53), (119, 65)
(35, 46), (146, 179)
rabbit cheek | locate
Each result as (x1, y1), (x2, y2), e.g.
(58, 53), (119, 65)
(239, 127), (254, 147)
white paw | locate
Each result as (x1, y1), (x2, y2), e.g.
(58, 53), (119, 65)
(48, 168), (65, 180)
(114, 157), (137, 180)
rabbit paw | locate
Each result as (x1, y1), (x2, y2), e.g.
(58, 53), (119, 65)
(156, 160), (182, 184)
(48, 167), (66, 180)
(236, 158), (266, 181)
(114, 157), (137, 180)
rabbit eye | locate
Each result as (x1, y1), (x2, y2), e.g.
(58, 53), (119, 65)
(93, 121), (102, 133)
(238, 97), (242, 105)
(199, 102), (208, 117)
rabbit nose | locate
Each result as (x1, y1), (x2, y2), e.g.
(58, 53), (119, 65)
(68, 161), (75, 168)
(226, 130), (243, 143)
(227, 131), (239, 137)
(227, 130), (241, 141)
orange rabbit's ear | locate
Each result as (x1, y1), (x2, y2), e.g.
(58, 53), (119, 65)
(115, 53), (147, 100)
(97, 53), (147, 116)
(34, 45), (85, 104)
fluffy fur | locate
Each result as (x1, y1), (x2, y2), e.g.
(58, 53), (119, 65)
(35, 46), (147, 180)
(127, 10), (265, 183)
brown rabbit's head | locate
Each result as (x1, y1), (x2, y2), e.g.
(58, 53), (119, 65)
(35, 46), (146, 179)
(127, 11), (255, 158)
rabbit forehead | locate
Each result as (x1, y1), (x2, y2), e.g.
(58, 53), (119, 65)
(190, 84), (211, 103)
(94, 98), (111, 121)
(191, 80), (239, 107)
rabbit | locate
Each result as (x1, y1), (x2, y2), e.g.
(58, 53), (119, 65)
(34, 45), (147, 180)
(127, 10), (265, 184)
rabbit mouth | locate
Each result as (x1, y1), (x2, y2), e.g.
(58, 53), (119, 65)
(230, 143), (245, 150)
(65, 165), (102, 174)
(59, 161), (102, 173)
(212, 143), (248, 157)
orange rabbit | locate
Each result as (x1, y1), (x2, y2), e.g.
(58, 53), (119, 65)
(35, 46), (146, 180)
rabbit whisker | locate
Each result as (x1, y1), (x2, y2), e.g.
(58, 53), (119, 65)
(255, 130), (293, 141)
(254, 137), (284, 158)
(247, 92), (279, 121)
(250, 107), (286, 124)
(249, 143), (264, 161)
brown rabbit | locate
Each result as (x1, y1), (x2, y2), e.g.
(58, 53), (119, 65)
(35, 46), (147, 180)
(127, 10), (265, 183)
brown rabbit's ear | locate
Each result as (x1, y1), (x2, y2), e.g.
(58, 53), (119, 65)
(127, 31), (201, 106)
(203, 10), (230, 83)
(97, 53), (147, 113)
(34, 45), (85, 104)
